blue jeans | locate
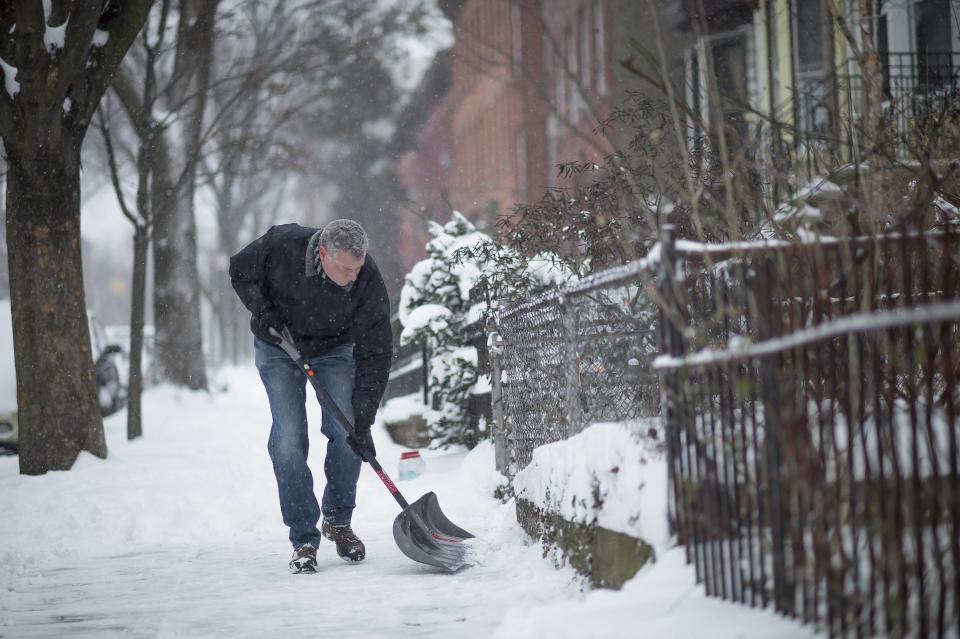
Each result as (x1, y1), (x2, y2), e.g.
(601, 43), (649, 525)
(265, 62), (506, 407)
(254, 337), (362, 548)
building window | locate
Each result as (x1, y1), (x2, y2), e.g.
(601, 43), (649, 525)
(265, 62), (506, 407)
(566, 25), (579, 124)
(795, 0), (824, 74)
(580, 6), (592, 99)
(914, 0), (952, 88)
(711, 33), (750, 138)
(552, 32), (566, 122)
(686, 31), (751, 142)
(594, 0), (607, 96)
(793, 0), (829, 132)
(516, 129), (527, 199)
(512, 2), (523, 70)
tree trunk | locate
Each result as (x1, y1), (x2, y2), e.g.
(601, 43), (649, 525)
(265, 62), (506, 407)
(150, 0), (220, 391)
(5, 148), (106, 474)
(152, 179), (208, 390)
(126, 226), (149, 440)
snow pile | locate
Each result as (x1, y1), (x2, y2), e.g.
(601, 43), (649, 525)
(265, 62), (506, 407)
(498, 425), (817, 639)
(492, 547), (819, 639)
(0, 370), (280, 594)
(513, 420), (668, 549)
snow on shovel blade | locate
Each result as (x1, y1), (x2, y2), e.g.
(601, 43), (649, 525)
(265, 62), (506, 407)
(393, 491), (474, 572)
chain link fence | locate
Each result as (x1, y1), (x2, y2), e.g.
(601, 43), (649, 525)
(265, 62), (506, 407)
(493, 261), (661, 475)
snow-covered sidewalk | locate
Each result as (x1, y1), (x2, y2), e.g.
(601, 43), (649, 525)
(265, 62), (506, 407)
(0, 367), (817, 638)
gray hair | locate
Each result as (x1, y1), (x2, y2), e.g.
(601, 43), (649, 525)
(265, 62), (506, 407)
(319, 219), (369, 258)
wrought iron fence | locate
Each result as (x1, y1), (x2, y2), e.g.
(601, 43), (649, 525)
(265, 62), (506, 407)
(383, 315), (428, 404)
(494, 260), (661, 474)
(656, 227), (960, 638)
(784, 51), (959, 175)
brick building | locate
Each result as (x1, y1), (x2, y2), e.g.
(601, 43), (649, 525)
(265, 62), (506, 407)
(394, 51), (455, 280)
(541, 1), (677, 172)
(393, 0), (663, 277)
(444, 0), (550, 228)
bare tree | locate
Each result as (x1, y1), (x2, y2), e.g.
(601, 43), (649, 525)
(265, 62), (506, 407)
(0, 1), (152, 474)
(97, 0), (174, 439)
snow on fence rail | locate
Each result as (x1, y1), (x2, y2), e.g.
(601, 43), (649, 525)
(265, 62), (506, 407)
(658, 225), (960, 639)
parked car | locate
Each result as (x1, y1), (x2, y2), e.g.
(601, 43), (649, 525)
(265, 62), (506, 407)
(0, 301), (16, 453)
(104, 323), (156, 387)
(0, 299), (126, 453)
(89, 313), (126, 417)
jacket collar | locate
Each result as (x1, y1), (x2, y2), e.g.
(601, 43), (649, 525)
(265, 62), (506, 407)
(305, 229), (355, 292)
(305, 230), (322, 277)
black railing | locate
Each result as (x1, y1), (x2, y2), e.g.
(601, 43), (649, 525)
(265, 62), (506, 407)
(657, 228), (960, 638)
(885, 51), (959, 95)
(491, 222), (960, 635)
(788, 51), (959, 166)
(383, 337), (428, 404)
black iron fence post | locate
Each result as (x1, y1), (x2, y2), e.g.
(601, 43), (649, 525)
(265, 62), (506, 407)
(658, 225), (689, 545)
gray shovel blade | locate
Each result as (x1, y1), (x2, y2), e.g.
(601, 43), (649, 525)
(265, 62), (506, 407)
(392, 491), (474, 572)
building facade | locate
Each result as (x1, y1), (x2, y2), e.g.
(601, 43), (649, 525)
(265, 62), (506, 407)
(444, 0), (550, 228)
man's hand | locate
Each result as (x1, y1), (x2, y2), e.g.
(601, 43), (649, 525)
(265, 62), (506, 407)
(347, 426), (376, 459)
(255, 305), (285, 342)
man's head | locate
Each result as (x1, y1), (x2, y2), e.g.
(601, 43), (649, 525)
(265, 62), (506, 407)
(318, 219), (368, 287)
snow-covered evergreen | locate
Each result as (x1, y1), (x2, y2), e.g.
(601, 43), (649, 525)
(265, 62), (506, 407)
(398, 211), (575, 449)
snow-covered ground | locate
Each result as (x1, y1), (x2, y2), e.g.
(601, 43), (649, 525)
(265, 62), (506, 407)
(0, 366), (818, 638)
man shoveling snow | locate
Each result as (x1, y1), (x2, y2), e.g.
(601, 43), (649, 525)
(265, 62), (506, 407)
(230, 219), (392, 573)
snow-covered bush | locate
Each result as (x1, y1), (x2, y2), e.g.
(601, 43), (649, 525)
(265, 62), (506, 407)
(399, 211), (574, 449)
(399, 212), (486, 449)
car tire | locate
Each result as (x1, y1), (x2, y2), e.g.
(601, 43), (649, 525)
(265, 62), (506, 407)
(98, 362), (122, 417)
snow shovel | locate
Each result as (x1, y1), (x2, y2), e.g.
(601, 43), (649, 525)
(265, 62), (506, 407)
(270, 327), (475, 572)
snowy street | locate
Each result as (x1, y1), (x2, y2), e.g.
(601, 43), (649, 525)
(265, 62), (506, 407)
(0, 367), (817, 638)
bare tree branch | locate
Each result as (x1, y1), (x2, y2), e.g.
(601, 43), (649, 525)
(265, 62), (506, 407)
(96, 106), (141, 227)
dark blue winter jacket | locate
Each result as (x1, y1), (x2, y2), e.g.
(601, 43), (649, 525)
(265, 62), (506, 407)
(229, 223), (392, 430)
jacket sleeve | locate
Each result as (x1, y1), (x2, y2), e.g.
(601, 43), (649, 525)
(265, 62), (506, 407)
(350, 270), (393, 431)
(229, 227), (274, 316)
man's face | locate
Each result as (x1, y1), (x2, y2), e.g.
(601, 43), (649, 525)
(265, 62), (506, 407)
(319, 245), (365, 288)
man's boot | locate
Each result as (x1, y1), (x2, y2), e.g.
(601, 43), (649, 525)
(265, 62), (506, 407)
(289, 543), (318, 574)
(322, 521), (366, 563)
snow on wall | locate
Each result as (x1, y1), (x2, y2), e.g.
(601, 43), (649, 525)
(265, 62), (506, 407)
(380, 392), (426, 425)
(513, 421), (669, 550)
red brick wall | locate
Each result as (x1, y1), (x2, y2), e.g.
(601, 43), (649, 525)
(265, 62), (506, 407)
(397, 0), (624, 270)
(447, 0), (549, 233)
(396, 95), (454, 279)
(542, 0), (616, 180)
